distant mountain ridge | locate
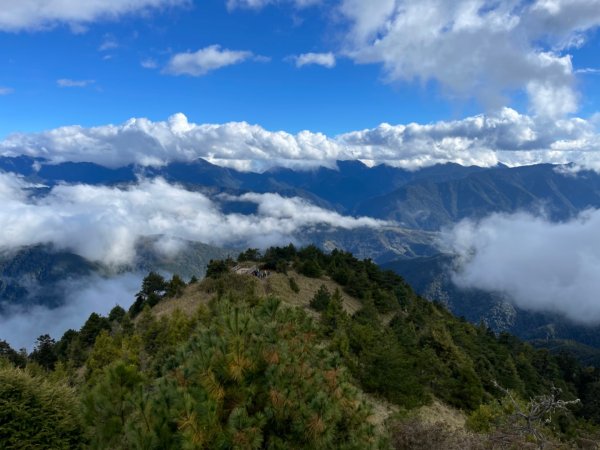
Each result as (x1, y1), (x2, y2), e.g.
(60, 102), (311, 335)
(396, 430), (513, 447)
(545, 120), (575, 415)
(4, 156), (600, 229)
(0, 245), (98, 313)
(355, 164), (600, 227)
(0, 155), (482, 208)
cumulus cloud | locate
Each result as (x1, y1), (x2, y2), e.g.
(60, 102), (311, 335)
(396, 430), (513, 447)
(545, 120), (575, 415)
(338, 0), (600, 117)
(3, 109), (600, 171)
(57, 79), (95, 88)
(445, 210), (600, 324)
(165, 45), (256, 76)
(0, 173), (389, 267)
(0, 0), (188, 32)
(0, 112), (341, 170)
(292, 52), (336, 68)
(0, 273), (141, 350)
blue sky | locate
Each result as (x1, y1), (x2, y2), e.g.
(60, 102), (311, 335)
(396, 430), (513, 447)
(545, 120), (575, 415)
(4, 0), (600, 138)
(1, 1), (600, 172)
(0, 0), (456, 137)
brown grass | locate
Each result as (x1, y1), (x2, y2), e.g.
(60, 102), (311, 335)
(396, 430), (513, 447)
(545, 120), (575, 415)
(152, 269), (364, 320)
(416, 399), (467, 431)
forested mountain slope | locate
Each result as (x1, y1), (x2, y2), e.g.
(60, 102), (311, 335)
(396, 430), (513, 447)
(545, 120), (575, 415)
(356, 165), (600, 229)
(384, 254), (600, 367)
(1, 246), (599, 448)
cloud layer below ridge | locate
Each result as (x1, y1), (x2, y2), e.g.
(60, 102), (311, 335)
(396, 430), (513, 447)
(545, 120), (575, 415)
(0, 172), (389, 267)
(446, 210), (600, 324)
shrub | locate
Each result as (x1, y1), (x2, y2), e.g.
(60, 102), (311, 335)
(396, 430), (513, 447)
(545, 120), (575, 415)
(0, 366), (84, 449)
(310, 285), (331, 311)
(299, 260), (322, 278)
(289, 277), (300, 293)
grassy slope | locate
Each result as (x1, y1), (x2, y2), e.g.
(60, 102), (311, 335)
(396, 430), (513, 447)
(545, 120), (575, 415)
(150, 266), (474, 437)
(153, 268), (363, 319)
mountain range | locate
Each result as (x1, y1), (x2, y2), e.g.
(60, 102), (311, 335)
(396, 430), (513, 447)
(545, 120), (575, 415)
(5, 156), (600, 224)
(2, 155), (600, 360)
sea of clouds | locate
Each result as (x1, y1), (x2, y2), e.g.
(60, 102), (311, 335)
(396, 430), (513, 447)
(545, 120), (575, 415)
(445, 210), (600, 324)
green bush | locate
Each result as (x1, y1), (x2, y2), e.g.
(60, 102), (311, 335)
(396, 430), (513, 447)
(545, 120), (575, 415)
(289, 276), (300, 293)
(299, 260), (322, 278)
(310, 284), (331, 311)
(0, 365), (84, 449)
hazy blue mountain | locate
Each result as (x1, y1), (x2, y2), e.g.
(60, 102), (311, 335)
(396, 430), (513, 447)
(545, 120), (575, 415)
(0, 245), (99, 313)
(302, 225), (439, 263)
(0, 240), (235, 313)
(38, 162), (137, 185)
(0, 156), (137, 186)
(261, 161), (488, 211)
(132, 236), (237, 279)
(0, 156), (43, 176)
(6, 157), (600, 232)
(145, 159), (244, 189)
(0, 156), (497, 215)
(357, 164), (600, 229)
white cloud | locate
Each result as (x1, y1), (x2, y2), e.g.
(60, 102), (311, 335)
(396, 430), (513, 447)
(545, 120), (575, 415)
(445, 209), (600, 324)
(57, 79), (95, 88)
(0, 87), (13, 95)
(337, 107), (600, 169)
(226, 0), (321, 10)
(0, 0), (188, 32)
(141, 58), (158, 69)
(3, 109), (600, 171)
(0, 273), (141, 350)
(292, 52), (336, 68)
(0, 173), (390, 267)
(165, 45), (255, 76)
(99, 34), (118, 51)
(0, 113), (341, 170)
(338, 0), (600, 118)
(576, 67), (600, 74)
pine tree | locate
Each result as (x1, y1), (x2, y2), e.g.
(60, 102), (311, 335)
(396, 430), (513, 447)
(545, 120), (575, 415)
(310, 284), (331, 311)
(30, 334), (57, 371)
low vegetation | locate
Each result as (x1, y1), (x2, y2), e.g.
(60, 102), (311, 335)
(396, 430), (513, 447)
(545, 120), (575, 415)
(0, 245), (599, 448)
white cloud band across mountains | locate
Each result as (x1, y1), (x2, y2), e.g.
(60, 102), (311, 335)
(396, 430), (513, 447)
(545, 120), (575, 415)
(2, 109), (600, 171)
(0, 172), (389, 267)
